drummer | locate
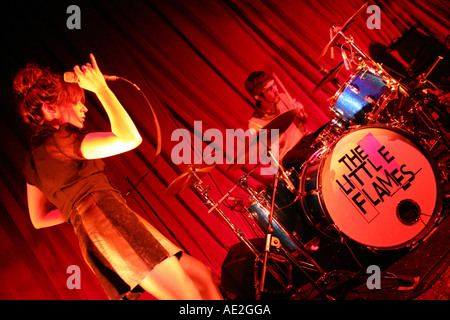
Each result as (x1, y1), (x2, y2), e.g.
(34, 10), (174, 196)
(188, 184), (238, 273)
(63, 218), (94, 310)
(245, 71), (323, 243)
(244, 71), (321, 172)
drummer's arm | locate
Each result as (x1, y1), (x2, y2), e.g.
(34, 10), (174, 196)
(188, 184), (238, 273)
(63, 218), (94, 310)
(279, 93), (308, 123)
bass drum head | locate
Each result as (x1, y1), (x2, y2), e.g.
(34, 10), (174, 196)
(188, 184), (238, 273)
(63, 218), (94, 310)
(320, 126), (442, 249)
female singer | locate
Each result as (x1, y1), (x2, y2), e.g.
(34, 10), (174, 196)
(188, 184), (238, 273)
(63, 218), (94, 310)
(14, 54), (222, 300)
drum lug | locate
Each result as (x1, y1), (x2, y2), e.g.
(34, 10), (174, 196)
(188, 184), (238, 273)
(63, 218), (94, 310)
(349, 85), (359, 94)
(365, 96), (375, 104)
(299, 188), (320, 196)
(360, 69), (368, 79)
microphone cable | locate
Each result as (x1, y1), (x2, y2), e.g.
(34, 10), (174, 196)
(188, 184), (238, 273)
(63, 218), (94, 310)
(113, 76), (162, 196)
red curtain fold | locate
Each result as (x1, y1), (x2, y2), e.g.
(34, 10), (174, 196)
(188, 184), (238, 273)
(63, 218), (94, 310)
(0, 0), (448, 299)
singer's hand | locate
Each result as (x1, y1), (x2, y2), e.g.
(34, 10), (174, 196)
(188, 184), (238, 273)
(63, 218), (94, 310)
(73, 54), (108, 94)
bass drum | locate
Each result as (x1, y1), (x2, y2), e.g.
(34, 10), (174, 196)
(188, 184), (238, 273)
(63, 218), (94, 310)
(299, 125), (442, 250)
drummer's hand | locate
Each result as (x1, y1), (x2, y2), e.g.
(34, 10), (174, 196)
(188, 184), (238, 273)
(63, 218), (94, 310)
(293, 98), (308, 121)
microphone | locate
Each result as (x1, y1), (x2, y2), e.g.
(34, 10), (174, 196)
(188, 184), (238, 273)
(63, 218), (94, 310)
(341, 47), (352, 70)
(63, 71), (119, 83)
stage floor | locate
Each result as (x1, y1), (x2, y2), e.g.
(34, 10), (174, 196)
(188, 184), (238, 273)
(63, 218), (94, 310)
(344, 211), (449, 300)
(220, 202), (449, 300)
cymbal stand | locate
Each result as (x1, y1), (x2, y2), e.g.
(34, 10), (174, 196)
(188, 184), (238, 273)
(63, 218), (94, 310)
(408, 100), (450, 149)
(190, 168), (291, 295)
(395, 55), (449, 154)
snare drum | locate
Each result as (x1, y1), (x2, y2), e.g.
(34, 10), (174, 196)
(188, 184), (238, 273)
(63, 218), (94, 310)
(331, 68), (394, 125)
(299, 125), (442, 250)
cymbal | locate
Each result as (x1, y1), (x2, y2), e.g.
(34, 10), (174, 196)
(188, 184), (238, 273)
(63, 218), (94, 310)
(313, 61), (344, 92)
(165, 164), (215, 196)
(227, 109), (297, 172)
(317, 2), (368, 60)
(260, 108), (298, 133)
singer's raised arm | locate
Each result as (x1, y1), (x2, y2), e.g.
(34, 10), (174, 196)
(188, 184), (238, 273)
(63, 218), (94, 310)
(76, 54), (142, 159)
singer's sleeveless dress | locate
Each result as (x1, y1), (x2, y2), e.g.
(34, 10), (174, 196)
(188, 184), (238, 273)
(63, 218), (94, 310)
(23, 123), (181, 300)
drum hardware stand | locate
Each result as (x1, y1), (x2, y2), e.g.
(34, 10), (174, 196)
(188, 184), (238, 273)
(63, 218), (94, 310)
(413, 56), (444, 91)
(258, 147), (297, 293)
(267, 147), (296, 193)
(207, 162), (261, 215)
(253, 239), (295, 300)
(406, 102), (450, 197)
(256, 172), (335, 300)
(393, 60), (450, 157)
(254, 149), (338, 300)
(408, 101), (450, 149)
(191, 168), (258, 258)
(234, 153), (337, 299)
(239, 171), (326, 276)
(189, 167), (293, 295)
(410, 56), (449, 148)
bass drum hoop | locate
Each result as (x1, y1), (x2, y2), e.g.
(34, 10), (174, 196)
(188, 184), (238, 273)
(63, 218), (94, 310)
(298, 124), (443, 250)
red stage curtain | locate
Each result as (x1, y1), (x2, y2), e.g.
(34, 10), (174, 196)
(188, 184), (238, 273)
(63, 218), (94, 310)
(0, 0), (448, 299)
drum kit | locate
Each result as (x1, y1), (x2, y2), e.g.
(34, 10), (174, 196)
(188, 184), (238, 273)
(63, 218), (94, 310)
(165, 3), (449, 299)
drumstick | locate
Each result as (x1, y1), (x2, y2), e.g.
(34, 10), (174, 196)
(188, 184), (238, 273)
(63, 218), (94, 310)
(272, 72), (307, 121)
(272, 72), (294, 103)
(330, 27), (334, 59)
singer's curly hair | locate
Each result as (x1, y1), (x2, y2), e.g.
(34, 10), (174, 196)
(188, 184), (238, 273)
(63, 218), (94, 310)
(12, 63), (84, 128)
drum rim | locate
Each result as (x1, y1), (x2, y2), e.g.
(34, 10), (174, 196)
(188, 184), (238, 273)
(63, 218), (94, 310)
(299, 124), (444, 250)
(329, 66), (371, 109)
(298, 147), (340, 237)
